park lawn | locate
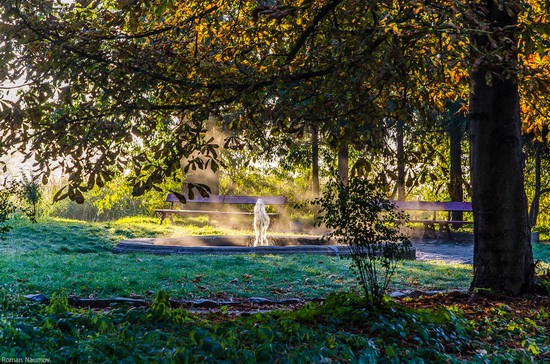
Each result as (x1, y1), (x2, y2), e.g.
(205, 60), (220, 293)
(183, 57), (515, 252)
(0, 216), (549, 362)
(0, 216), (482, 299)
(1, 216), (549, 300)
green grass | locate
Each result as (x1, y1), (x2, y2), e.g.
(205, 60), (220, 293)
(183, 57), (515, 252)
(2, 252), (357, 300)
(0, 215), (252, 254)
(1, 216), (549, 300)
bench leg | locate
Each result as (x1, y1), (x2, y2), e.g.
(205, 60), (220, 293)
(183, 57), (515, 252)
(421, 223), (436, 240)
(159, 212), (173, 225)
(437, 224), (452, 240)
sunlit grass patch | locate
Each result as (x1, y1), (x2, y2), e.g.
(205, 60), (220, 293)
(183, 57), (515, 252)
(0, 253), (357, 299)
(110, 215), (253, 238)
(392, 261), (472, 292)
(533, 242), (550, 263)
(1, 254), (474, 300)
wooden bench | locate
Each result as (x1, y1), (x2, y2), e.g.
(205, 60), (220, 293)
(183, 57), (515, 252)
(155, 193), (287, 224)
(391, 201), (473, 239)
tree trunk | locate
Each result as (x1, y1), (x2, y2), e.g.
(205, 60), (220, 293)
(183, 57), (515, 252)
(469, 1), (534, 295)
(181, 117), (222, 195)
(449, 114), (464, 223)
(396, 120), (405, 201)
(529, 146), (541, 228)
(311, 123), (320, 198)
(338, 140), (348, 186)
(528, 146), (550, 228)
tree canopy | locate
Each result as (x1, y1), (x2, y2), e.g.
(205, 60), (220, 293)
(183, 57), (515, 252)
(0, 0), (469, 199)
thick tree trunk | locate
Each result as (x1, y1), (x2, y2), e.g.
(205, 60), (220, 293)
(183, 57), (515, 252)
(449, 114), (464, 223)
(396, 120), (405, 201)
(469, 1), (534, 295)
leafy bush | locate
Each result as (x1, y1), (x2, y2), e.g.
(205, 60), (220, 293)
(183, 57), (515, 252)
(0, 180), (17, 238)
(20, 174), (42, 222)
(0, 178), (41, 238)
(45, 290), (72, 314)
(42, 174), (181, 221)
(315, 176), (411, 303)
(0, 289), (485, 363)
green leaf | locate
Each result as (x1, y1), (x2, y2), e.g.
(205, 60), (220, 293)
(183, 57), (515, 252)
(53, 186), (69, 202)
(171, 191), (187, 203)
(418, 326), (430, 341)
(155, 0), (168, 17)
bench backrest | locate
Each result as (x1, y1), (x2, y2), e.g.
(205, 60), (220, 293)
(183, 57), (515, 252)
(391, 201), (472, 212)
(166, 193), (287, 205)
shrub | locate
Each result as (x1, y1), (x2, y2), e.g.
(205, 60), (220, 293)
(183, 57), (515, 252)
(20, 174), (42, 222)
(42, 174), (181, 221)
(0, 179), (18, 238)
(315, 176), (411, 304)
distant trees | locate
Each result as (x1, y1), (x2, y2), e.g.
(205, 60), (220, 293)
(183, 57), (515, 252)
(0, 0), (454, 199)
(525, 134), (550, 228)
(445, 102), (468, 223)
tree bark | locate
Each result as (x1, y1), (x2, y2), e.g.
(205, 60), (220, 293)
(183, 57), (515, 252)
(396, 120), (405, 201)
(449, 113), (464, 223)
(338, 140), (348, 186)
(311, 123), (320, 198)
(469, 1), (534, 295)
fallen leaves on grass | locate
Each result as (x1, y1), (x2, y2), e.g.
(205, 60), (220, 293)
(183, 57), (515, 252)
(398, 291), (550, 361)
(192, 274), (205, 283)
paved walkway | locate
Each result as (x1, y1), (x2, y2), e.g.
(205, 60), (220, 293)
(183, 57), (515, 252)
(412, 231), (474, 264)
(413, 240), (473, 264)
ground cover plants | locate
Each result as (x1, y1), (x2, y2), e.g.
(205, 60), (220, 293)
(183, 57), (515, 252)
(1, 287), (549, 362)
(0, 217), (549, 362)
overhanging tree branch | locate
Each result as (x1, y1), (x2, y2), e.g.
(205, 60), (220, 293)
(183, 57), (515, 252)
(284, 0), (345, 65)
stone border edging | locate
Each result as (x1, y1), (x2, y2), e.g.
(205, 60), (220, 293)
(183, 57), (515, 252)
(25, 289), (463, 310)
(24, 293), (309, 309)
(113, 243), (356, 256)
(113, 238), (416, 259)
